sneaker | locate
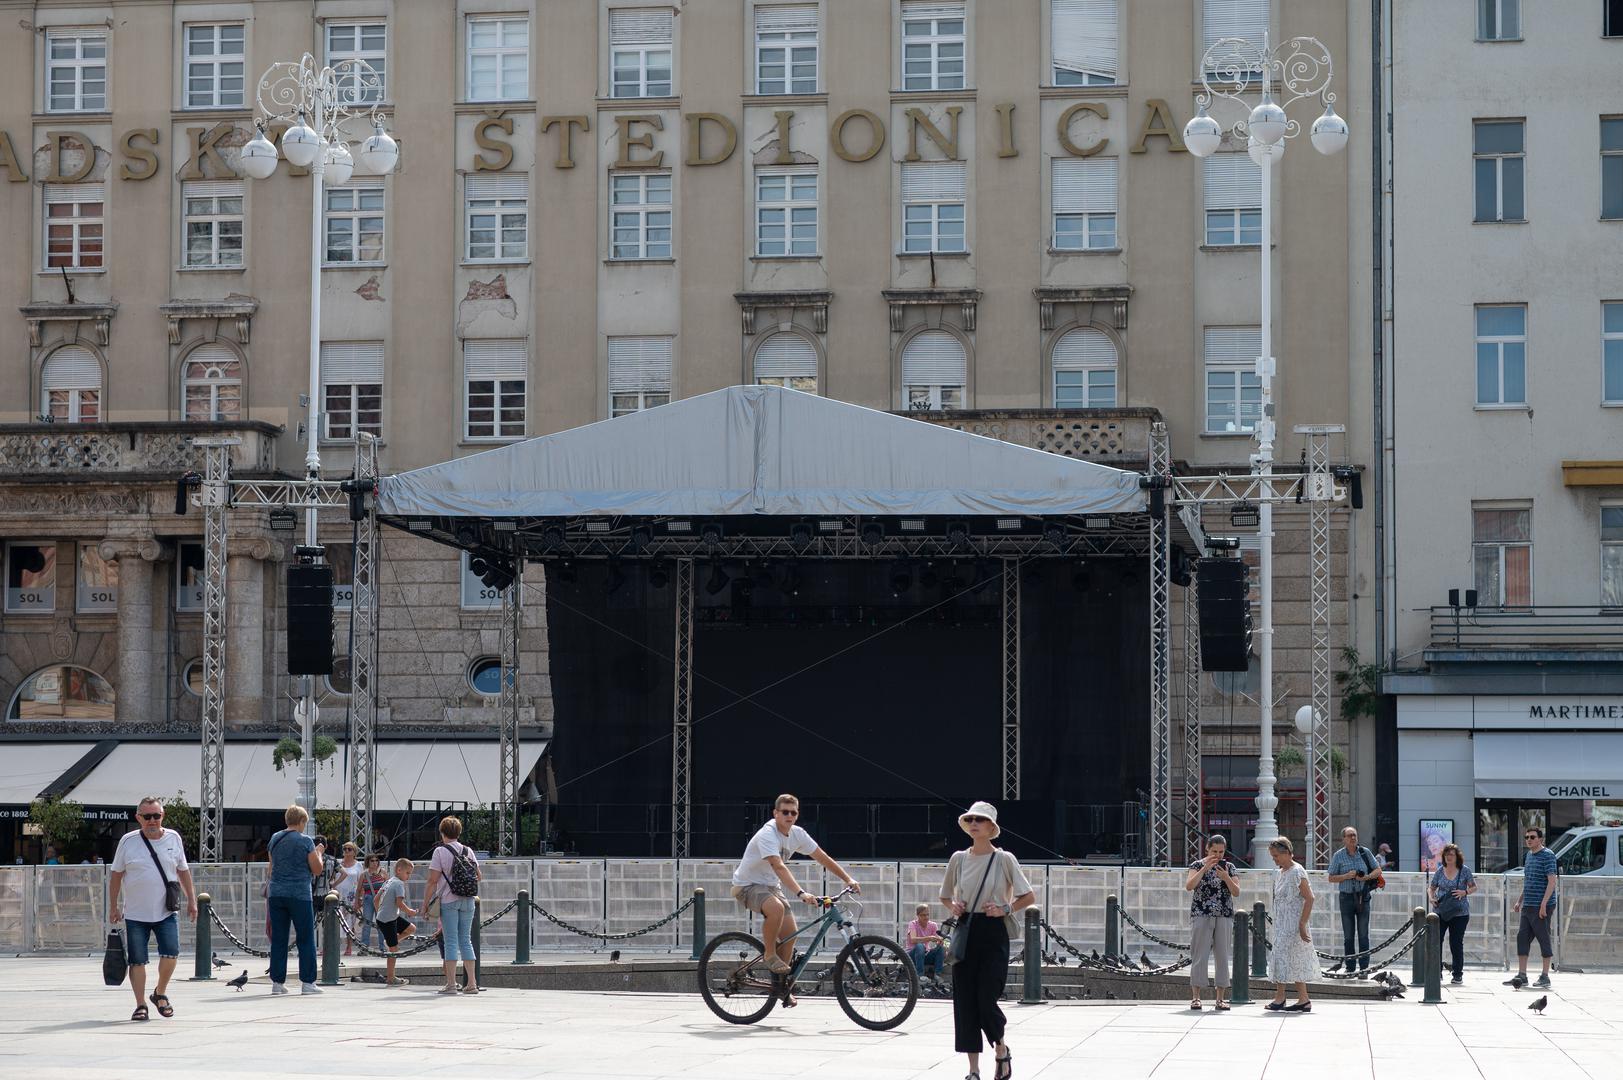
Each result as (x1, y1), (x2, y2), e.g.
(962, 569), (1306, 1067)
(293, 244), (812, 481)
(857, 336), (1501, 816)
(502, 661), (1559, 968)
(1533, 975), (1551, 989)
(300, 983), (323, 995)
(1504, 973), (1527, 988)
(1450, 976), (1464, 986)
(271, 983), (289, 995)
(389, 977), (409, 986)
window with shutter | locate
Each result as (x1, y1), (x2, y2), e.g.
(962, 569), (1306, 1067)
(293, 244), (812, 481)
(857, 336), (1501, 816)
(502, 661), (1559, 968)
(755, 4), (818, 94)
(611, 8), (675, 97)
(465, 175), (528, 261)
(40, 345), (102, 422)
(464, 340), (527, 439)
(1051, 328), (1117, 407)
(900, 162), (967, 254)
(1203, 154), (1261, 245)
(1203, 326), (1262, 433)
(1052, 157), (1117, 250)
(608, 336), (674, 416)
(320, 342), (384, 439)
(1051, 0), (1117, 85)
(1201, 0), (1268, 74)
(183, 343), (243, 422)
(901, 330), (967, 410)
(753, 332), (818, 393)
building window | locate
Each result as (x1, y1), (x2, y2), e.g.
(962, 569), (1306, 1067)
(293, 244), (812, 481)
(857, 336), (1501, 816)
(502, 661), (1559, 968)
(1202, 0), (1268, 75)
(1605, 302), (1623, 403)
(608, 336), (674, 416)
(756, 171), (817, 256)
(468, 655), (504, 694)
(1473, 506), (1532, 607)
(901, 330), (967, 410)
(320, 342), (384, 440)
(1475, 304), (1527, 406)
(1474, 120), (1525, 222)
(5, 542), (57, 614)
(39, 345), (101, 422)
(176, 542), (205, 612)
(1051, 0), (1117, 85)
(182, 181), (243, 268)
(1609, 0), (1623, 37)
(465, 340), (527, 440)
(1603, 506), (1623, 606)
(1603, 118), (1623, 220)
(1052, 157), (1117, 250)
(76, 543), (117, 614)
(901, 1), (966, 91)
(182, 344), (243, 422)
(467, 16), (528, 101)
(46, 30), (107, 112)
(460, 555), (504, 610)
(610, 8), (674, 98)
(465, 176), (528, 262)
(611, 172), (673, 259)
(44, 183), (104, 269)
(900, 162), (966, 254)
(325, 180), (385, 264)
(184, 23), (245, 108)
(1052, 328), (1118, 407)
(8, 665), (115, 720)
(323, 543), (355, 611)
(1478, 0), (1520, 40)
(756, 4), (818, 94)
(326, 21), (387, 103)
(1204, 326), (1262, 433)
(1204, 154), (1261, 245)
(753, 331), (818, 392)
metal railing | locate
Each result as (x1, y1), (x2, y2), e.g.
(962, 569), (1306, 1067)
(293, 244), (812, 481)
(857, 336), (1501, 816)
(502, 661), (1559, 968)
(1429, 605), (1623, 651)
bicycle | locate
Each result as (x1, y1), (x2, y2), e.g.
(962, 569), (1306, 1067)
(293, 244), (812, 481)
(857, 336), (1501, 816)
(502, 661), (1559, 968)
(697, 885), (918, 1030)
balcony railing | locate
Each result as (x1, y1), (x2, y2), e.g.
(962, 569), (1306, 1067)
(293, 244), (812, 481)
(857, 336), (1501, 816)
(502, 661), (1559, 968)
(900, 407), (1160, 463)
(0, 421), (283, 478)
(1428, 605), (1623, 654)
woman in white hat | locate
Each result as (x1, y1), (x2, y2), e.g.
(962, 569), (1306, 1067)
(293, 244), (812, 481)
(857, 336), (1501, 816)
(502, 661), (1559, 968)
(939, 801), (1034, 1080)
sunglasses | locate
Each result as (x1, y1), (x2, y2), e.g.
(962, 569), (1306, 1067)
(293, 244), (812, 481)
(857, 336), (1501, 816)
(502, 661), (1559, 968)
(139, 813), (163, 821)
(1524, 835), (1540, 840)
(963, 816), (990, 824)
(777, 809), (799, 816)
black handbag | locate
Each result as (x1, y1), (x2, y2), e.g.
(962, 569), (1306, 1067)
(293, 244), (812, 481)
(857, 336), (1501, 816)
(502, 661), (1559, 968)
(141, 832), (186, 914)
(103, 929), (128, 986)
(948, 851), (1000, 966)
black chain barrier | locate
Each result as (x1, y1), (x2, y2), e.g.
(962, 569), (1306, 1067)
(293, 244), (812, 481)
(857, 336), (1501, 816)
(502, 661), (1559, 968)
(207, 906), (272, 959)
(1318, 927), (1424, 980)
(528, 894), (696, 942)
(334, 909), (447, 959)
(1260, 911), (1413, 965)
(1117, 907), (1192, 952)
(1039, 918), (1193, 977)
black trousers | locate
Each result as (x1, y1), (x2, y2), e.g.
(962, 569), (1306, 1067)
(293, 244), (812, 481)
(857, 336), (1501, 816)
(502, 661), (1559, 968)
(1517, 907), (1553, 958)
(952, 914), (1010, 1054)
(1438, 913), (1469, 978)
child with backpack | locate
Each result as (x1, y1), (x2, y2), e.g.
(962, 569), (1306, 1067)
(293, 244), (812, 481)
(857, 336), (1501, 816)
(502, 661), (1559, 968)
(424, 816), (482, 995)
(374, 858), (420, 987)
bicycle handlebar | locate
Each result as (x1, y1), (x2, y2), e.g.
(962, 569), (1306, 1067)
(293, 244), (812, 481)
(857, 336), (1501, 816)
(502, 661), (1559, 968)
(816, 884), (859, 907)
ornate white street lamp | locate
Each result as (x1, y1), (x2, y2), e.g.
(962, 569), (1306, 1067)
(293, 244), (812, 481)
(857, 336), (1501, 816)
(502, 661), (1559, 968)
(1183, 35), (1347, 870)
(240, 56), (397, 833)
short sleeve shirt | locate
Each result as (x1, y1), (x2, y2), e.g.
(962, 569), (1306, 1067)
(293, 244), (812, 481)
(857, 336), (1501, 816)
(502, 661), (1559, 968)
(430, 841), (476, 903)
(111, 828), (189, 923)
(267, 829), (317, 899)
(1188, 859), (1237, 918)
(333, 861), (362, 902)
(732, 821), (819, 887)
(375, 877), (407, 922)
(1327, 846), (1374, 893)
(1430, 865), (1474, 919)
(1521, 848), (1559, 908)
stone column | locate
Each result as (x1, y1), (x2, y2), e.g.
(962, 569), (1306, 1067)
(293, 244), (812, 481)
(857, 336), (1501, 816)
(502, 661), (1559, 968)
(225, 537), (280, 729)
(100, 539), (162, 725)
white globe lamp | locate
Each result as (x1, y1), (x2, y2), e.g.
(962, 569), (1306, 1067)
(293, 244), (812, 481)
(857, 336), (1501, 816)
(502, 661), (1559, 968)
(1248, 93), (1288, 145)
(1182, 108), (1223, 158)
(281, 114), (321, 168)
(1294, 705), (1318, 735)
(1247, 134), (1284, 168)
(239, 126), (280, 180)
(1310, 105), (1349, 155)
(323, 141), (354, 187)
(357, 123), (399, 175)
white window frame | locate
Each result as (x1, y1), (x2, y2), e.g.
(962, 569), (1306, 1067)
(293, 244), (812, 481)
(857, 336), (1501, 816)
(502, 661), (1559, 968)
(610, 171), (673, 260)
(182, 180), (244, 269)
(1472, 505), (1533, 608)
(1203, 326), (1262, 434)
(755, 170), (818, 256)
(460, 552), (506, 610)
(320, 342), (384, 441)
(324, 180), (385, 265)
(1051, 157), (1117, 251)
(1604, 301), (1623, 405)
(1473, 119), (1525, 223)
(610, 9), (675, 98)
(901, 329), (967, 411)
(1201, 0), (1268, 76)
(1051, 328), (1118, 407)
(464, 176), (528, 263)
(182, 344), (243, 422)
(901, 2), (967, 92)
(46, 29), (107, 112)
(1602, 117), (1623, 221)
(754, 4), (819, 95)
(176, 541), (206, 612)
(1477, 0), (1521, 41)
(5, 541), (58, 615)
(1603, 504), (1623, 607)
(183, 23), (246, 108)
(464, 340), (527, 441)
(39, 345), (102, 423)
(76, 543), (118, 614)
(326, 20), (387, 103)
(900, 162), (967, 254)
(1475, 304), (1527, 407)
(466, 16), (529, 101)
(753, 331), (818, 393)
(1203, 153), (1262, 246)
(608, 336), (674, 417)
(1051, 0), (1117, 86)
(44, 183), (104, 270)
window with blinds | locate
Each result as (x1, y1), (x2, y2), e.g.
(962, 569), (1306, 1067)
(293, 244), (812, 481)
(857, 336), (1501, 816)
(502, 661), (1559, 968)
(1203, 154), (1261, 245)
(901, 330), (967, 411)
(40, 345), (101, 422)
(1051, 328), (1117, 407)
(608, 336), (674, 416)
(321, 342), (384, 439)
(753, 332), (818, 393)
(1052, 158), (1117, 250)
(465, 175), (528, 261)
(755, 4), (818, 94)
(464, 341), (527, 439)
(611, 8), (674, 97)
(900, 162), (967, 254)
(183, 180), (244, 268)
(44, 183), (104, 269)
(1203, 326), (1261, 433)
(1201, 0), (1268, 73)
(183, 343), (243, 422)
(1051, 0), (1117, 86)
(46, 30), (107, 112)
(901, 1), (966, 91)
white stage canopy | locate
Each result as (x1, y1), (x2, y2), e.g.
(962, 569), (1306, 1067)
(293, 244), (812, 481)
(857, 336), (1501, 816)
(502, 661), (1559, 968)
(379, 385), (1147, 520)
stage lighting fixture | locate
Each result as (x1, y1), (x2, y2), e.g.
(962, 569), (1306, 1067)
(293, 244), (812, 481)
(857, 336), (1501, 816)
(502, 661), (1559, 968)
(456, 526), (479, 547)
(704, 563), (730, 596)
(648, 561), (671, 589)
(946, 521), (972, 552)
(900, 518), (926, 533)
(174, 472), (201, 515)
(604, 560), (627, 595)
(790, 522), (814, 550)
(701, 523), (724, 552)
(995, 517), (1021, 531)
(1333, 465), (1364, 510)
(1083, 515), (1111, 531)
(1230, 504), (1261, 528)
(269, 508), (297, 532)
(629, 526), (653, 553)
(889, 561), (912, 595)
(407, 518), (433, 532)
(860, 522), (884, 548)
(493, 520), (517, 532)
(1171, 549), (1193, 588)
(818, 519), (842, 533)
(541, 526), (567, 551)
(1044, 523), (1066, 549)
(665, 520), (693, 533)
(585, 521), (611, 534)
(343, 479), (370, 522)
(470, 556), (490, 578)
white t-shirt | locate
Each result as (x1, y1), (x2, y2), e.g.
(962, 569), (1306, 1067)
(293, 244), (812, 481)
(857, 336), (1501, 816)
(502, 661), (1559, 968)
(732, 821), (819, 887)
(111, 828), (189, 923)
(334, 861), (363, 902)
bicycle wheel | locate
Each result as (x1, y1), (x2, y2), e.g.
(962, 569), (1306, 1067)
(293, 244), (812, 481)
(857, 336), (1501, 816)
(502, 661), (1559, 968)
(698, 931), (779, 1025)
(833, 935), (918, 1030)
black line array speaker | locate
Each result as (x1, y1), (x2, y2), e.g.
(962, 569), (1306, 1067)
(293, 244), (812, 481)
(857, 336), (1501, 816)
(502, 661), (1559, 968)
(1197, 559), (1252, 672)
(286, 564), (334, 676)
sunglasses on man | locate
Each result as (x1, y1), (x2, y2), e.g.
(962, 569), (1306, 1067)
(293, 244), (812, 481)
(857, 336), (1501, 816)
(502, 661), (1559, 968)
(139, 813), (164, 822)
(963, 816), (990, 824)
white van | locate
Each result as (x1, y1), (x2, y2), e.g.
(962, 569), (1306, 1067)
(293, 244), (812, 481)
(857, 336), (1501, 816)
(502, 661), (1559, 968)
(1506, 826), (1623, 878)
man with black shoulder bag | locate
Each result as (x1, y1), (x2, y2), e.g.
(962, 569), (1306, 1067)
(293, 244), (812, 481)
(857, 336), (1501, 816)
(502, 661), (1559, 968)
(1326, 825), (1378, 975)
(108, 797), (198, 1022)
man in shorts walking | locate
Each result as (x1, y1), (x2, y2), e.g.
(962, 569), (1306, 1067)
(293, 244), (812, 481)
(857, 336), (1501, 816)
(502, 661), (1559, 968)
(732, 794), (860, 998)
(108, 797), (198, 1021)
(1505, 826), (1559, 989)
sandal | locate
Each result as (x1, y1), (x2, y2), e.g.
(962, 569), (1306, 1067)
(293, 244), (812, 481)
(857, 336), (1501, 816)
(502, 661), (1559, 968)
(1189, 998), (1202, 1010)
(1214, 1000), (1231, 1011)
(131, 1004), (149, 1022)
(994, 1051), (1012, 1080)
(149, 993), (174, 1018)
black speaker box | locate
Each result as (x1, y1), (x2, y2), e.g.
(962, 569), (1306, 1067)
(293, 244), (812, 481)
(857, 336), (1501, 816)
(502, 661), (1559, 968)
(1197, 559), (1252, 672)
(286, 564), (334, 676)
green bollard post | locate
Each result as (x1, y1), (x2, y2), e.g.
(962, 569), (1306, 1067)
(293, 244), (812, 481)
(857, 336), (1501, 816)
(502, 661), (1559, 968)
(689, 887), (706, 962)
(1422, 913), (1443, 1003)
(319, 892), (341, 986)
(514, 889), (531, 965)
(1251, 902), (1268, 979)
(1104, 895), (1119, 960)
(190, 893), (214, 981)
(1021, 907), (1042, 1004)
(1410, 907), (1426, 987)
(470, 896), (482, 986)
(1230, 911), (1250, 1005)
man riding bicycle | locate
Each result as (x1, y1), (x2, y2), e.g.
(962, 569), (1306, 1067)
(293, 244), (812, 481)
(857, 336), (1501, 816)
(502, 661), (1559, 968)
(731, 794), (860, 1000)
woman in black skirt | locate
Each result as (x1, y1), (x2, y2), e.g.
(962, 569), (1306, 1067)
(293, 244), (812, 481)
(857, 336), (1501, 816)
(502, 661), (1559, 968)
(940, 801), (1036, 1080)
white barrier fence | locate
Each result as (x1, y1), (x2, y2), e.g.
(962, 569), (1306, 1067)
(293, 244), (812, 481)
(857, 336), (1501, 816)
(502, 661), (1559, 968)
(2, 862), (1620, 971)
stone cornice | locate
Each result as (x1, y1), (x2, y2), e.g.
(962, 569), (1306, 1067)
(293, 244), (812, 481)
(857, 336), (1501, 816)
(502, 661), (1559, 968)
(20, 302), (119, 347)
(733, 289), (833, 334)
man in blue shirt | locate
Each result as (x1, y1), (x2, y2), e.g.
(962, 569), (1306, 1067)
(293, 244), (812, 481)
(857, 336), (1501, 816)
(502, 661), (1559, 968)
(1505, 826), (1559, 989)
(1326, 826), (1378, 974)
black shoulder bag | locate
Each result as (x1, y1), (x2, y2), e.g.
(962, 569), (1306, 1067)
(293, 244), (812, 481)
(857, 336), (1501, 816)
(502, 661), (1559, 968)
(948, 851), (1000, 966)
(140, 832), (185, 913)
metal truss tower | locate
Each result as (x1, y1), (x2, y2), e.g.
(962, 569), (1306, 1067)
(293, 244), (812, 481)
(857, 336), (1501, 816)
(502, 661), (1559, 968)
(346, 435), (380, 849)
(1147, 423), (1173, 867)
(1001, 559), (1021, 801)
(195, 439), (236, 862)
(1182, 570), (1204, 864)
(671, 559), (695, 857)
(497, 559), (523, 855)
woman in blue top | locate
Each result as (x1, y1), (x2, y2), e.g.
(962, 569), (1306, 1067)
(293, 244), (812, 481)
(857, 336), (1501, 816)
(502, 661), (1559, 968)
(1428, 842), (1476, 985)
(266, 804), (326, 994)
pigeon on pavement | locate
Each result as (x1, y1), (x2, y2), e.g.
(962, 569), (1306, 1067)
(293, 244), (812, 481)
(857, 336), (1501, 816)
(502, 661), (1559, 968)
(212, 952), (228, 969)
(1140, 950), (1154, 970)
(610, 949), (621, 963)
(1378, 977), (1406, 1000)
(1527, 995), (1548, 1014)
(226, 970), (248, 991)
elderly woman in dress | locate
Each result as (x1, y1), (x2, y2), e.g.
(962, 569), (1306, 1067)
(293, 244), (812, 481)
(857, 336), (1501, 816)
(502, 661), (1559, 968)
(1265, 836), (1316, 1012)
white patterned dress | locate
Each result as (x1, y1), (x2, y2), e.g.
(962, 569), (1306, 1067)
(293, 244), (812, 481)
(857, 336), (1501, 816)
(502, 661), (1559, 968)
(1268, 862), (1318, 985)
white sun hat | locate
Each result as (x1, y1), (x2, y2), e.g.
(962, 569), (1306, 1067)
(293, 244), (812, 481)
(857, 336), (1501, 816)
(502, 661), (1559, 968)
(958, 801), (1000, 839)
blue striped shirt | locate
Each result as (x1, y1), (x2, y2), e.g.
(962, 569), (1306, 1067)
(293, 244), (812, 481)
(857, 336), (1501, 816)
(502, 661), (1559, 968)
(1521, 848), (1558, 908)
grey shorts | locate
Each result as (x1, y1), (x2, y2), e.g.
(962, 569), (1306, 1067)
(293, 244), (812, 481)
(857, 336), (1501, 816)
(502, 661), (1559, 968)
(731, 883), (788, 914)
